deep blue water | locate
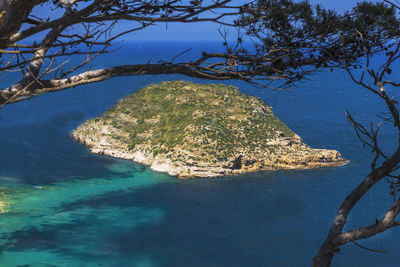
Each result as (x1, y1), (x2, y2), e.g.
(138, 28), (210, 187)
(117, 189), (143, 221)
(0, 41), (400, 266)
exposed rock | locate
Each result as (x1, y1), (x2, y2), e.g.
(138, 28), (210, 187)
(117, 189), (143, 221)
(230, 155), (244, 170)
(71, 81), (347, 178)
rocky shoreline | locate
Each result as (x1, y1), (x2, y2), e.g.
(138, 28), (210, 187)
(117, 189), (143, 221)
(71, 125), (347, 178)
(71, 81), (347, 178)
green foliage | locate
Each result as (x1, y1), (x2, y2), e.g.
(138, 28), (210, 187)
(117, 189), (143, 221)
(236, 0), (400, 81)
(97, 81), (295, 162)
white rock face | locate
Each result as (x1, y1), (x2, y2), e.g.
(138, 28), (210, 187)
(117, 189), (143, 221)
(71, 119), (347, 178)
(71, 81), (347, 178)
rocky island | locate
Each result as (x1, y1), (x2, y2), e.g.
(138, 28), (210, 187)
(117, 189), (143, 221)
(72, 81), (346, 178)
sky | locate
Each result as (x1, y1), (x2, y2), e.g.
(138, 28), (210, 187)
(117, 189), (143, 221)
(126, 0), (380, 41)
(31, 0), (381, 41)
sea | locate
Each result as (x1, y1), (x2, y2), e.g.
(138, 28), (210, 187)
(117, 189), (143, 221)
(0, 41), (399, 267)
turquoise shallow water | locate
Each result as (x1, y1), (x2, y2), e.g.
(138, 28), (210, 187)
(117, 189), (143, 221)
(1, 41), (400, 266)
(0, 167), (170, 267)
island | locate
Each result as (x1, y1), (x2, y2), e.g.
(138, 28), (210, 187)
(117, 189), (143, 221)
(71, 81), (347, 178)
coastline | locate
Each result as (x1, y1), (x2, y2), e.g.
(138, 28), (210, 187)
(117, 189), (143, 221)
(71, 128), (347, 178)
(71, 81), (347, 178)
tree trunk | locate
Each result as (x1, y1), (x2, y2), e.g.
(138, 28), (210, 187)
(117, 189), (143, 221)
(0, 0), (43, 43)
(312, 239), (337, 267)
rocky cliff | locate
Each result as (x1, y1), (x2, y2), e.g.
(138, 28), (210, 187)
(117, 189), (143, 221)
(71, 81), (347, 178)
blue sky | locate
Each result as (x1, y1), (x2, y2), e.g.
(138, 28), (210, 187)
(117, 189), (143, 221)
(31, 0), (380, 41)
(127, 0), (379, 41)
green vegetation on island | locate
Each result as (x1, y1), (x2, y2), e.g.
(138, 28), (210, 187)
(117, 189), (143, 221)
(103, 81), (293, 160)
(72, 81), (345, 177)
